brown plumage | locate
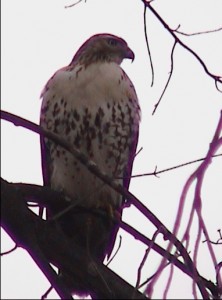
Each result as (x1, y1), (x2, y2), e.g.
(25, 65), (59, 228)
(40, 33), (140, 295)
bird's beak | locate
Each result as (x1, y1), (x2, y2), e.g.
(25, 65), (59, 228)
(125, 46), (135, 62)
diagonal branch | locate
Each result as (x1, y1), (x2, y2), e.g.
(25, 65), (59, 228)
(141, 0), (222, 87)
(1, 177), (148, 299)
(1, 110), (212, 298)
(1, 178), (73, 299)
(4, 179), (220, 298)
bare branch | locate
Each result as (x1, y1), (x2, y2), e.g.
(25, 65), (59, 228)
(135, 229), (161, 292)
(3, 179), (219, 297)
(41, 286), (53, 300)
(1, 244), (18, 256)
(175, 25), (222, 36)
(1, 178), (148, 299)
(65, 0), (86, 9)
(130, 153), (222, 179)
(152, 40), (176, 115)
(1, 110), (221, 298)
(106, 235), (122, 267)
(120, 220), (219, 298)
(1, 178), (73, 299)
(142, 107), (221, 297)
(143, 4), (154, 86)
(141, 0), (222, 88)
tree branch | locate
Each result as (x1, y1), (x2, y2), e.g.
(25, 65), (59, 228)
(1, 178), (148, 299)
(1, 110), (220, 298)
(141, 0), (222, 86)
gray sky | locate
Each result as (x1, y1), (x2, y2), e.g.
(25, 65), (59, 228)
(2, 0), (222, 298)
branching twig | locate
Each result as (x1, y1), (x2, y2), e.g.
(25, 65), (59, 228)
(150, 110), (222, 299)
(203, 229), (222, 245)
(141, 0), (222, 111)
(3, 178), (219, 297)
(1, 110), (215, 299)
(142, 0), (222, 84)
(175, 25), (222, 36)
(129, 153), (222, 179)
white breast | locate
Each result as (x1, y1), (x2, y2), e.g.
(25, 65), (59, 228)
(40, 62), (140, 208)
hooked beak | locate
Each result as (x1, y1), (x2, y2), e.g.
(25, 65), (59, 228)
(125, 46), (135, 62)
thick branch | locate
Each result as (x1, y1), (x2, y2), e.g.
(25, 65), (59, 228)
(3, 179), (219, 298)
(1, 110), (213, 298)
(1, 178), (73, 299)
(2, 110), (221, 298)
(1, 178), (148, 299)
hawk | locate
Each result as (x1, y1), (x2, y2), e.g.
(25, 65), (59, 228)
(40, 33), (140, 294)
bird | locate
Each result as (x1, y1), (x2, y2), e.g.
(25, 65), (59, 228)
(40, 33), (140, 295)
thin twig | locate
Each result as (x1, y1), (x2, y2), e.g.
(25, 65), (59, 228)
(106, 236), (122, 267)
(0, 110), (216, 299)
(152, 40), (177, 115)
(1, 244), (18, 256)
(141, 0), (222, 88)
(175, 25), (222, 36)
(203, 229), (222, 245)
(64, 0), (86, 9)
(163, 262), (174, 299)
(129, 153), (222, 179)
(135, 229), (161, 292)
(143, 4), (154, 86)
(144, 109), (222, 298)
(41, 286), (53, 300)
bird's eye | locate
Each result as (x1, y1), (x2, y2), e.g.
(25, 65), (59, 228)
(107, 38), (118, 46)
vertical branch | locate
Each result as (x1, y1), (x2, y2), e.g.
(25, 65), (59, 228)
(143, 3), (154, 86)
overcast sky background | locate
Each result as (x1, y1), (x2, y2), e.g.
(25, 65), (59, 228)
(1, 0), (222, 299)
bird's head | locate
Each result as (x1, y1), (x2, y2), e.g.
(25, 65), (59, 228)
(70, 33), (134, 66)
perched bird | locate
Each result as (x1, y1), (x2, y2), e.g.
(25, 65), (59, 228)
(40, 33), (140, 294)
